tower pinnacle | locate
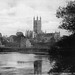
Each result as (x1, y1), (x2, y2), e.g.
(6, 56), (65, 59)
(37, 16), (38, 20)
(40, 17), (41, 20)
(33, 17), (35, 20)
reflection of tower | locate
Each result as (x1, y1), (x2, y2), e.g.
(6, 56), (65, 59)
(34, 60), (42, 75)
(33, 17), (42, 36)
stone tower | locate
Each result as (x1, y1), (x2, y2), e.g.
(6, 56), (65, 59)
(33, 16), (42, 34)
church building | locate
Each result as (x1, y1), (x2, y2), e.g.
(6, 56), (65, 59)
(33, 16), (60, 42)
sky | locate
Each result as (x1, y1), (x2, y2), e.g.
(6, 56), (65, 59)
(0, 0), (71, 36)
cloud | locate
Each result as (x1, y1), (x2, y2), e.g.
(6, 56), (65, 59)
(0, 0), (68, 36)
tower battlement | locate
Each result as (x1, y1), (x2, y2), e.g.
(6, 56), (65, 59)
(33, 16), (41, 21)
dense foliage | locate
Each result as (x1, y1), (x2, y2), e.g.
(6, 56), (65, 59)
(49, 1), (75, 73)
(49, 33), (75, 73)
(56, 1), (75, 33)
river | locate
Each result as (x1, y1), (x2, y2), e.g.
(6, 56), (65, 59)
(0, 52), (53, 75)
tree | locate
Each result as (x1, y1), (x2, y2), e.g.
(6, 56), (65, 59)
(56, 1), (75, 33)
(48, 1), (75, 73)
(49, 33), (75, 73)
(16, 32), (24, 37)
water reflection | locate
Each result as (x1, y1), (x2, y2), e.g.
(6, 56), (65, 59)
(34, 60), (42, 74)
(0, 52), (51, 75)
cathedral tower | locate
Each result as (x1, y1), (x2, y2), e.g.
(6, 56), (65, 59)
(33, 16), (42, 34)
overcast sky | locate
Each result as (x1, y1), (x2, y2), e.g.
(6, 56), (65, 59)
(0, 0), (71, 36)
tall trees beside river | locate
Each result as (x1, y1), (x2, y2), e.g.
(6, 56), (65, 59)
(49, 33), (75, 73)
(49, 0), (75, 73)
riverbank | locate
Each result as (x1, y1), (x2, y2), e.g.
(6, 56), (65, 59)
(0, 47), (49, 55)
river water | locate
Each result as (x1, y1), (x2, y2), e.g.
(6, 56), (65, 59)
(0, 52), (53, 75)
